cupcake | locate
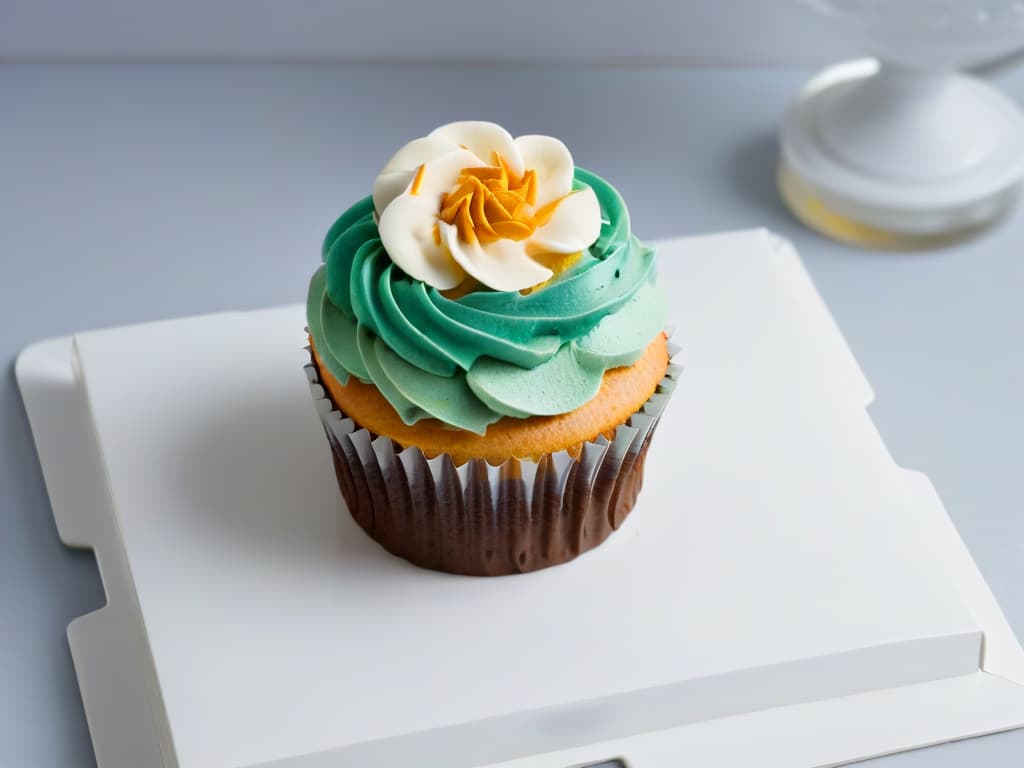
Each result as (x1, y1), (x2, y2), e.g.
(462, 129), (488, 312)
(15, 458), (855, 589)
(306, 121), (676, 576)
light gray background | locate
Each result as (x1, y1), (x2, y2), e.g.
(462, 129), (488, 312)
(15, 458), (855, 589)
(2, 61), (1023, 766)
(0, 0), (858, 65)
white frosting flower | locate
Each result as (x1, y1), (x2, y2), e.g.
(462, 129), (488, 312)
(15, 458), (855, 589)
(373, 121), (602, 292)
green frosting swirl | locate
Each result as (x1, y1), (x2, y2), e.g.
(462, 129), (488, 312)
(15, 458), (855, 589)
(308, 168), (665, 434)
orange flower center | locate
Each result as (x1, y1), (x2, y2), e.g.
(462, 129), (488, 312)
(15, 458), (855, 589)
(434, 153), (564, 246)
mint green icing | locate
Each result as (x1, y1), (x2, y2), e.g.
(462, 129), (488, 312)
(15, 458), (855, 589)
(574, 281), (668, 370)
(467, 344), (603, 417)
(320, 287), (368, 382)
(374, 339), (511, 429)
(308, 167), (665, 435)
(307, 266), (351, 385)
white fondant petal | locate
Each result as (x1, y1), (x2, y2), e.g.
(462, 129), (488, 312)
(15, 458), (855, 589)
(408, 148), (480, 201)
(380, 135), (459, 174)
(441, 222), (552, 293)
(515, 134), (574, 207)
(376, 148), (480, 290)
(378, 195), (465, 290)
(429, 121), (524, 177)
(372, 170), (415, 218)
(529, 187), (602, 254)
(373, 135), (460, 215)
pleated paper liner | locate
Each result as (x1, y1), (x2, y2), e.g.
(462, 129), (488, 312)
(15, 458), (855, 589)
(305, 340), (680, 576)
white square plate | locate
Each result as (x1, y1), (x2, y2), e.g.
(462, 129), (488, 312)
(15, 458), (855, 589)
(17, 230), (1024, 768)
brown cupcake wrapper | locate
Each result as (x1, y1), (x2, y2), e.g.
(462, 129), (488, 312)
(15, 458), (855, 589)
(305, 338), (680, 576)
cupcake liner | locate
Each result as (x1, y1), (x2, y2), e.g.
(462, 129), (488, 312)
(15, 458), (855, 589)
(305, 338), (680, 576)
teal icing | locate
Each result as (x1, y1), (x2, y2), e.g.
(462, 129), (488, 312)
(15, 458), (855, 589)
(325, 212), (377, 312)
(376, 267), (458, 377)
(309, 167), (666, 434)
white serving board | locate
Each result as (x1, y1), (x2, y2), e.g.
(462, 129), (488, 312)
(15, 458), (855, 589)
(16, 230), (1024, 768)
